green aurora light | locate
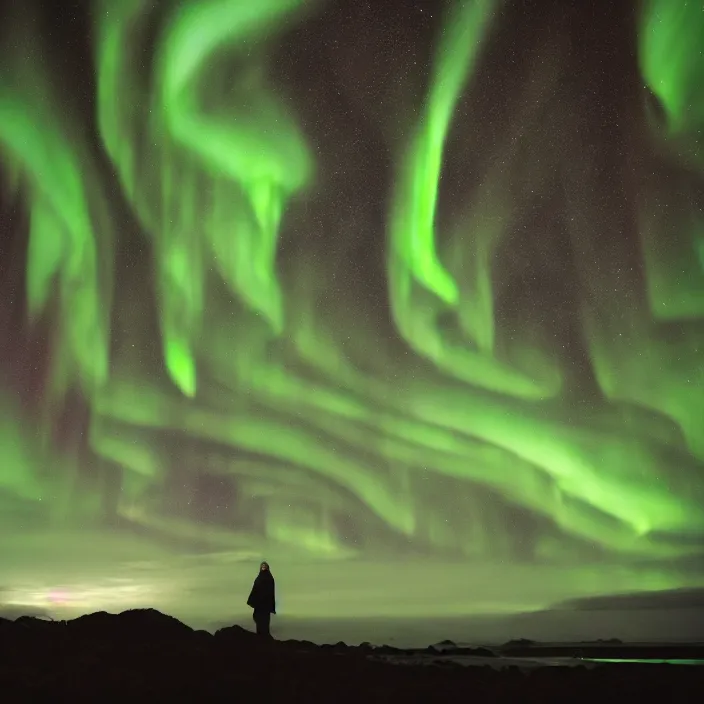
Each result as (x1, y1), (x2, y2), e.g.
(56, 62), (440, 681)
(0, 0), (703, 622)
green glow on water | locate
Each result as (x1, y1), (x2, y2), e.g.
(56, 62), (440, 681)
(588, 659), (704, 666)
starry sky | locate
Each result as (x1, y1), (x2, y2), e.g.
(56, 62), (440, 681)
(0, 0), (703, 635)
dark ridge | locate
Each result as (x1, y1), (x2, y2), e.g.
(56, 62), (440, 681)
(554, 588), (704, 612)
(0, 609), (702, 700)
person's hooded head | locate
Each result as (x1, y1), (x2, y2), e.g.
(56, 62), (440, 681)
(259, 561), (272, 576)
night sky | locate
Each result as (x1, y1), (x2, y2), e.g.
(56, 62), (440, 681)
(0, 0), (702, 642)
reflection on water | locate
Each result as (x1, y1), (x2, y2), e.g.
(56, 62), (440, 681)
(587, 659), (704, 666)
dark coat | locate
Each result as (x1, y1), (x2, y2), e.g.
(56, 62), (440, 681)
(247, 570), (276, 614)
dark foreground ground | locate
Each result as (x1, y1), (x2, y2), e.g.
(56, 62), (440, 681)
(1, 610), (702, 701)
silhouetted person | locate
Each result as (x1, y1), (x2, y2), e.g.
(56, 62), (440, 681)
(247, 561), (276, 637)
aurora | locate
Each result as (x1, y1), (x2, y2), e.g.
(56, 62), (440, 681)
(0, 0), (702, 627)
